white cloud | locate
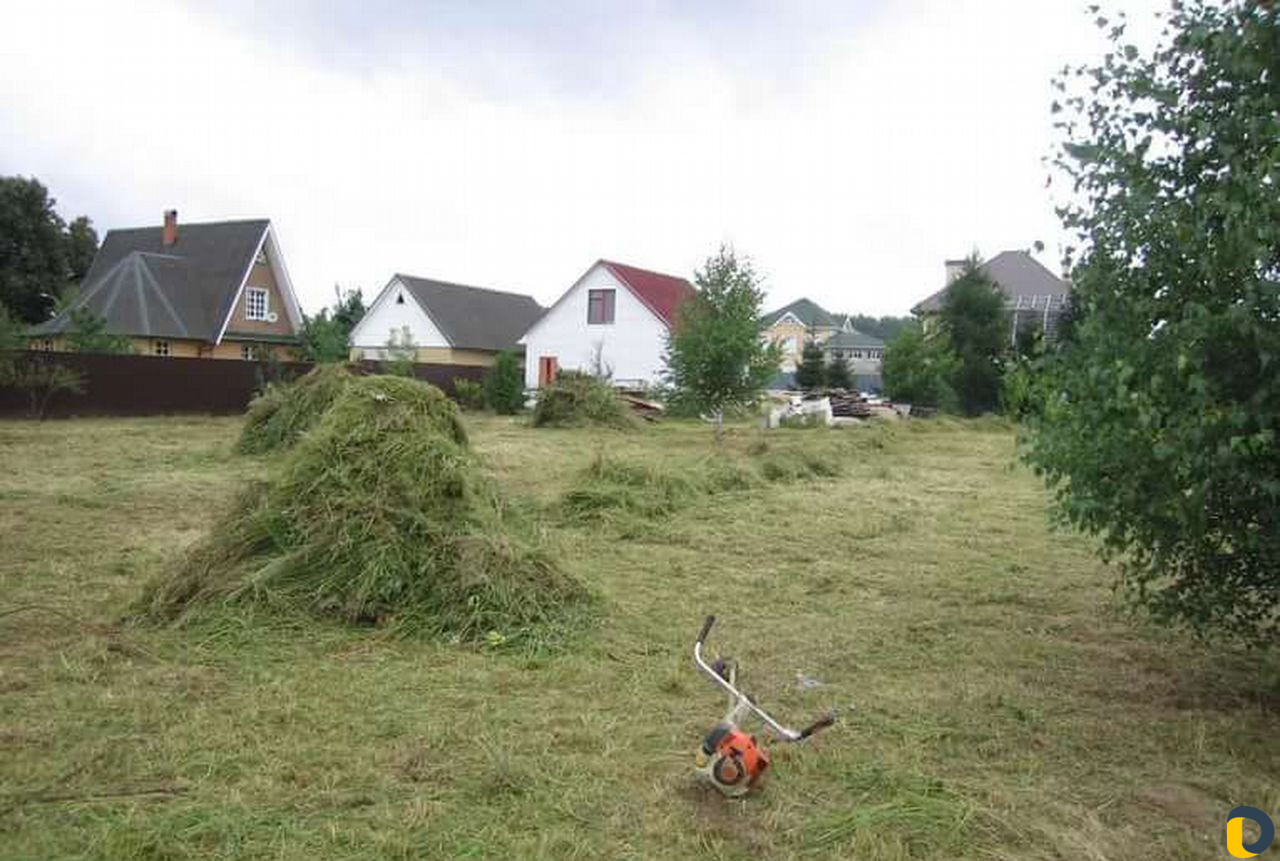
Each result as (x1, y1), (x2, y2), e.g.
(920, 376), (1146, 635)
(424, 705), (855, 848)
(0, 0), (1165, 316)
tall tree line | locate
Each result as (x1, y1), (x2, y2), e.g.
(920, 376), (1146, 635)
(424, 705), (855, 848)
(0, 176), (99, 323)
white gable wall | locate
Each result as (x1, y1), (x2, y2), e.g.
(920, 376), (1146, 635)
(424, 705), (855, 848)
(348, 277), (449, 359)
(520, 263), (669, 389)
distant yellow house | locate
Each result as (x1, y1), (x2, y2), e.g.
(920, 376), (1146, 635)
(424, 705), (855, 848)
(760, 298), (885, 390)
(28, 211), (304, 360)
(760, 298), (845, 371)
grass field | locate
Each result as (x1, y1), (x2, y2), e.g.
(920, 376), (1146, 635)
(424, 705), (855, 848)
(1, 413), (1277, 860)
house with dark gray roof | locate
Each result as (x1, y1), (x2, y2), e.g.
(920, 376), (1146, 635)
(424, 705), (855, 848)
(912, 250), (1072, 342)
(29, 211), (302, 360)
(348, 273), (544, 368)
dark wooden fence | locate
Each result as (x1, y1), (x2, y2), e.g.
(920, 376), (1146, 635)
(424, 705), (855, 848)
(0, 352), (488, 418)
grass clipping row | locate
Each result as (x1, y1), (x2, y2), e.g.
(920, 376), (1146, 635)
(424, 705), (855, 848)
(145, 375), (590, 642)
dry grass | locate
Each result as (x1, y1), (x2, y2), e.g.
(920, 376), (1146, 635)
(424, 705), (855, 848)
(0, 414), (1277, 860)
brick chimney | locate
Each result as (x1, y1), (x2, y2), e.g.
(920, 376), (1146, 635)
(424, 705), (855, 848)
(162, 209), (178, 246)
(944, 259), (966, 284)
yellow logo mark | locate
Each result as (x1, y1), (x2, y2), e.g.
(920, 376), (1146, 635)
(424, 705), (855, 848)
(1229, 816), (1261, 858)
(1227, 806), (1274, 859)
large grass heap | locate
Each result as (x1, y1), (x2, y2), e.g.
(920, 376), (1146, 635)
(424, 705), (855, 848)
(236, 364), (354, 454)
(146, 375), (589, 641)
(530, 371), (638, 429)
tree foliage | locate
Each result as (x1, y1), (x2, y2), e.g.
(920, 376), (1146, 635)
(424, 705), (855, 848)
(1022, 0), (1280, 641)
(65, 307), (133, 354)
(0, 305), (85, 418)
(64, 216), (98, 285)
(0, 176), (99, 323)
(300, 286), (365, 363)
(939, 260), (1007, 415)
(881, 324), (957, 408)
(664, 246), (780, 440)
(793, 340), (827, 391)
(484, 350), (525, 414)
(383, 326), (418, 378)
(825, 355), (854, 390)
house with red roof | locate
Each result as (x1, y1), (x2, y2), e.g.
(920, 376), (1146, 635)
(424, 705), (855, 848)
(518, 259), (696, 389)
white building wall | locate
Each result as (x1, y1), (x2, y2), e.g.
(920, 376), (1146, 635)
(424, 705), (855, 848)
(348, 277), (449, 359)
(520, 264), (670, 389)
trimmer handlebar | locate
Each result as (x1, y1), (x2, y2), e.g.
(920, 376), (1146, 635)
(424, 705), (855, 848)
(693, 615), (835, 743)
(697, 615), (716, 646)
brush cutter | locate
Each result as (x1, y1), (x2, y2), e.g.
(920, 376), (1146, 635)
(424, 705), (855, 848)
(693, 615), (835, 797)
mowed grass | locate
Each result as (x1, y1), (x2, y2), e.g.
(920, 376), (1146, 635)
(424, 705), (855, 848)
(1, 414), (1277, 860)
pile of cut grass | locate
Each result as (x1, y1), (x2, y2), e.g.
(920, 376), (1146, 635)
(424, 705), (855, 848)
(756, 447), (844, 481)
(562, 454), (709, 521)
(560, 440), (846, 525)
(530, 371), (638, 429)
(236, 364), (355, 454)
(144, 375), (590, 642)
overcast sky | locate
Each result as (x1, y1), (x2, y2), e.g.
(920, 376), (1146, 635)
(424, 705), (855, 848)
(1, 0), (1164, 316)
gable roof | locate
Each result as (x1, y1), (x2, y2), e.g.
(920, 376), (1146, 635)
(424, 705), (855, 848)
(599, 260), (696, 327)
(395, 274), (544, 352)
(825, 329), (884, 349)
(30, 219), (275, 342)
(762, 298), (839, 330)
(912, 250), (1070, 314)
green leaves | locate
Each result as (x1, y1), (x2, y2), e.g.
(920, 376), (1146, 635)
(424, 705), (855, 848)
(1025, 0), (1280, 643)
(483, 350), (525, 415)
(65, 307), (132, 354)
(663, 245), (780, 431)
(301, 288), (365, 363)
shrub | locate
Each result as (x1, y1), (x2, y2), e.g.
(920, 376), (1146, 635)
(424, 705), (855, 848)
(237, 365), (355, 454)
(453, 378), (486, 411)
(530, 371), (637, 429)
(484, 351), (525, 415)
(144, 375), (589, 643)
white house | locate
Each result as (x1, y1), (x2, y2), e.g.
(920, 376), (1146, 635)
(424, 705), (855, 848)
(348, 273), (543, 369)
(518, 259), (696, 389)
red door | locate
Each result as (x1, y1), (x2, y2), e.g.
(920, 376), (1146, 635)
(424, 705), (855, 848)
(538, 356), (559, 387)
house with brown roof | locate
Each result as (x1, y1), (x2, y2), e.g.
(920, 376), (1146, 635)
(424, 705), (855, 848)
(29, 211), (303, 360)
(347, 274), (544, 368)
(517, 259), (696, 389)
(912, 251), (1072, 342)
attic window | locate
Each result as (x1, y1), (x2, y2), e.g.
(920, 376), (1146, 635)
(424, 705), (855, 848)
(246, 287), (269, 321)
(396, 293), (405, 304)
(255, 249), (268, 265)
(587, 289), (615, 325)
(153, 340), (170, 357)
